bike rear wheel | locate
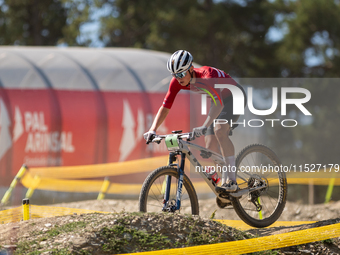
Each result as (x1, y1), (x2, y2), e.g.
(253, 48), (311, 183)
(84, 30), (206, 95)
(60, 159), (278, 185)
(232, 144), (287, 228)
(139, 166), (199, 215)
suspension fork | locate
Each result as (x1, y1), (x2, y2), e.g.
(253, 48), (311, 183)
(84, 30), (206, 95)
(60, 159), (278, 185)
(176, 153), (186, 210)
(162, 152), (185, 212)
(163, 153), (176, 204)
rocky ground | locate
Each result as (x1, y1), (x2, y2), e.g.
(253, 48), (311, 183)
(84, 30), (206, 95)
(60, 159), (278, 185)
(47, 197), (340, 222)
(0, 198), (340, 254)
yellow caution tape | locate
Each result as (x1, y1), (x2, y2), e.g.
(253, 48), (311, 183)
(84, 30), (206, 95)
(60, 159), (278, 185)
(29, 205), (110, 219)
(216, 220), (316, 230)
(19, 173), (340, 195)
(20, 173), (142, 194)
(0, 207), (22, 224)
(288, 178), (340, 185)
(126, 223), (340, 255)
(27, 156), (168, 179)
(1, 165), (28, 204)
(3, 156), (340, 205)
(0, 206), (109, 224)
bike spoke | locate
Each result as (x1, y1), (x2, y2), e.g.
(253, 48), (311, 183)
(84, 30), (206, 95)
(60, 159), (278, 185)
(232, 145), (287, 226)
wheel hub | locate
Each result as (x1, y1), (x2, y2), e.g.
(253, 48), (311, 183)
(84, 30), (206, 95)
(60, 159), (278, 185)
(162, 199), (177, 213)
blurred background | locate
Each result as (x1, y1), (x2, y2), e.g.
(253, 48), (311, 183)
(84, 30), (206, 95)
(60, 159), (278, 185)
(0, 0), (339, 205)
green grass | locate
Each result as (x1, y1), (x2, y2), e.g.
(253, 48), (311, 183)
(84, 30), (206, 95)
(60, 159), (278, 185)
(100, 225), (173, 254)
(7, 212), (290, 255)
(210, 209), (217, 219)
(12, 221), (87, 255)
(15, 241), (41, 255)
(322, 238), (334, 245)
(47, 221), (87, 237)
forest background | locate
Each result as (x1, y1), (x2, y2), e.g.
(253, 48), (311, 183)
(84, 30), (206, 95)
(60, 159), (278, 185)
(1, 0), (339, 202)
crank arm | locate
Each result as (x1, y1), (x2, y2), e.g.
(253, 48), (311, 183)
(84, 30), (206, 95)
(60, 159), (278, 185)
(229, 184), (267, 198)
(217, 195), (232, 203)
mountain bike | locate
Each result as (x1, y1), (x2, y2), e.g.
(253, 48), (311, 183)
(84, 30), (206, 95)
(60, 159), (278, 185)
(139, 130), (287, 228)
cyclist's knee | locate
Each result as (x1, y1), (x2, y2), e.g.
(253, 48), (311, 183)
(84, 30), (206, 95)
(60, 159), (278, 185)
(214, 125), (230, 141)
(205, 135), (220, 153)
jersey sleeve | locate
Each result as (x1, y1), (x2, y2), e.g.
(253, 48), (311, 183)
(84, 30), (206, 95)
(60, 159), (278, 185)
(162, 78), (181, 109)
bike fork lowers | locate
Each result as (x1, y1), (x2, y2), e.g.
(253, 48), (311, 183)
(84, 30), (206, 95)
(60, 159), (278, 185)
(162, 152), (185, 212)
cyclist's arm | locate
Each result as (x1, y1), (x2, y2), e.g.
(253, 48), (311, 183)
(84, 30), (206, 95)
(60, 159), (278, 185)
(202, 100), (223, 128)
(149, 106), (170, 132)
(149, 79), (179, 132)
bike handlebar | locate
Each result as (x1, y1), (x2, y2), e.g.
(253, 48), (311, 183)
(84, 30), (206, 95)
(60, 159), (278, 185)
(147, 132), (194, 144)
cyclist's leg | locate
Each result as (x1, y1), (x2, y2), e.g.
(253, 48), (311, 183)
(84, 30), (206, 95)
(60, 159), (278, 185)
(214, 98), (239, 191)
(214, 121), (234, 156)
(205, 124), (221, 154)
(214, 117), (237, 184)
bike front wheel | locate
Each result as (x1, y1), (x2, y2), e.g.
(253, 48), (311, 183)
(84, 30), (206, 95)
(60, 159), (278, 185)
(232, 144), (287, 228)
(139, 166), (199, 215)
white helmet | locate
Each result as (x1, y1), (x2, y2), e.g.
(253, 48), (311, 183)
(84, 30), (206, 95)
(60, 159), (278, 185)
(167, 50), (193, 74)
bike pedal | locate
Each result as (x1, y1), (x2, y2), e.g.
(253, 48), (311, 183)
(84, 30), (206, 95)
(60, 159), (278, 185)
(216, 197), (232, 209)
(215, 187), (238, 195)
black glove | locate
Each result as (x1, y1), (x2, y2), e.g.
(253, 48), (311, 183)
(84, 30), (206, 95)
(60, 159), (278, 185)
(143, 131), (156, 144)
(193, 126), (207, 137)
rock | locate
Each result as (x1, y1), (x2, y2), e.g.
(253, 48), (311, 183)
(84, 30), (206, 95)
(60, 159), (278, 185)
(44, 223), (52, 227)
(123, 233), (132, 241)
(72, 237), (86, 248)
(295, 208), (301, 215)
(299, 249), (312, 254)
(3, 245), (17, 249)
(177, 234), (185, 240)
(182, 227), (191, 234)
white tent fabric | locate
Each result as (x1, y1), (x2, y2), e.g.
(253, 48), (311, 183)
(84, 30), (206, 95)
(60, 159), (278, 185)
(0, 47), (179, 92)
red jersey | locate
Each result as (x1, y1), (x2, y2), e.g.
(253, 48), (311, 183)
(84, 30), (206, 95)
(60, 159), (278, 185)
(162, 66), (238, 109)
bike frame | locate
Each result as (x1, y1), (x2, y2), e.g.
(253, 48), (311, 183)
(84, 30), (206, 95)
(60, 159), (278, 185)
(160, 133), (267, 211)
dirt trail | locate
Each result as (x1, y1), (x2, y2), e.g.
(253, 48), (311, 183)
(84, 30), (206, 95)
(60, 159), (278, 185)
(52, 198), (340, 221)
(1, 198), (340, 254)
(49, 198), (340, 235)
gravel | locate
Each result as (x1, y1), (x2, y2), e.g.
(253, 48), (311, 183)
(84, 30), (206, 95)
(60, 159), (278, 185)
(48, 197), (340, 222)
(0, 212), (253, 254)
(0, 198), (340, 254)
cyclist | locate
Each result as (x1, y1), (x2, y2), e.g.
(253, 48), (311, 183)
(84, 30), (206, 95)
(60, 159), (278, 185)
(144, 50), (246, 193)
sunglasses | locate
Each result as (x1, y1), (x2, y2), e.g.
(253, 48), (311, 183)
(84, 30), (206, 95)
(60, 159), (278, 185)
(172, 65), (192, 79)
(172, 71), (188, 79)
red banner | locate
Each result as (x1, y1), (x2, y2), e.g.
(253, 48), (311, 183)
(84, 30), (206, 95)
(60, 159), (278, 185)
(0, 89), (202, 185)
